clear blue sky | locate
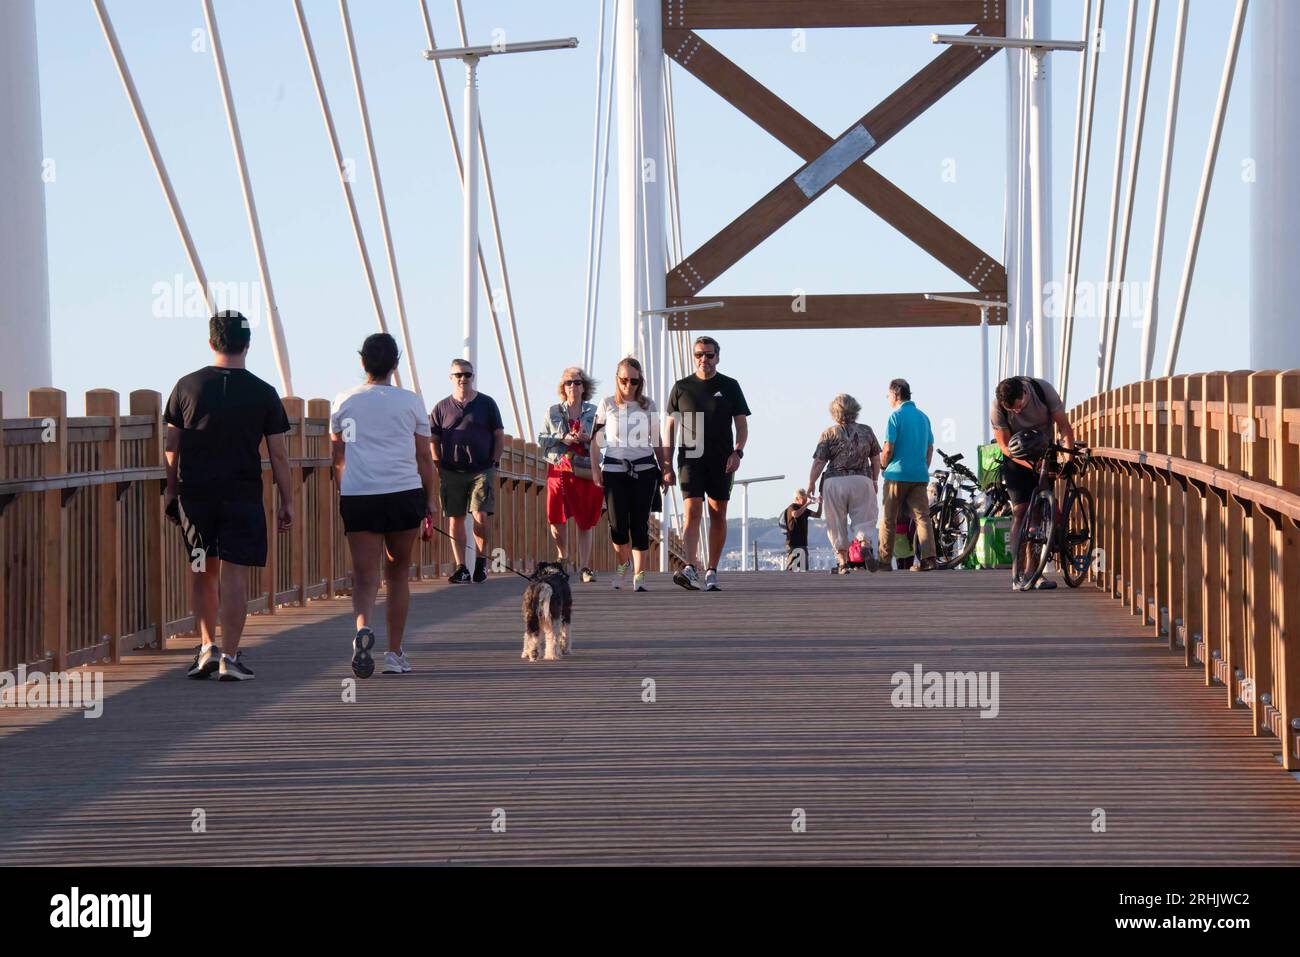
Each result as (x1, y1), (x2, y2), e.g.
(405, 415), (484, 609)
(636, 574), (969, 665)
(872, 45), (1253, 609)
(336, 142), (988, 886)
(36, 0), (1253, 517)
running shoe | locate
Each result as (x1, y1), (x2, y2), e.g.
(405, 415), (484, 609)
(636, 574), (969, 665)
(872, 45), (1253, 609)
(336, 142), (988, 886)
(448, 564), (471, 584)
(351, 628), (376, 679)
(217, 652), (255, 682)
(187, 643), (221, 680)
(673, 564), (701, 590)
(1033, 579), (1058, 590)
(382, 650), (412, 674)
(612, 562), (628, 590)
(704, 568), (720, 591)
(472, 557), (488, 583)
(1011, 575), (1024, 592)
(634, 571), (647, 592)
(580, 566), (595, 584)
(864, 545), (880, 573)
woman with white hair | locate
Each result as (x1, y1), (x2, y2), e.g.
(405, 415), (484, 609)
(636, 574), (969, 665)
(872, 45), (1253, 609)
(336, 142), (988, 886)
(538, 366), (603, 582)
(807, 393), (882, 575)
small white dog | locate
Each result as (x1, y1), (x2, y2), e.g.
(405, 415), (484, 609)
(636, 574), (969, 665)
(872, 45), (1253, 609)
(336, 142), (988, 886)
(520, 561), (573, 662)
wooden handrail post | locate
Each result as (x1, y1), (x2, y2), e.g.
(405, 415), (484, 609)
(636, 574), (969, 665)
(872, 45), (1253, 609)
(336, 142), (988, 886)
(0, 391), (7, 670)
(1223, 371), (1250, 708)
(1245, 371), (1278, 734)
(1275, 370), (1300, 768)
(1178, 375), (1205, 668)
(87, 390), (123, 664)
(1199, 374), (1226, 690)
(283, 397), (307, 607)
(129, 390), (167, 650)
(30, 388), (69, 671)
(307, 398), (334, 598)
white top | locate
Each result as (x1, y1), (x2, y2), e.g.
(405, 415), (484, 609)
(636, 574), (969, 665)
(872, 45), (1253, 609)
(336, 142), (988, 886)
(330, 383), (430, 496)
(595, 395), (659, 462)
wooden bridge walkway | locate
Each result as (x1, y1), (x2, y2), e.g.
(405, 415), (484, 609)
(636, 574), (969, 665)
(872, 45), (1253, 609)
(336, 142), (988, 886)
(2, 569), (1298, 866)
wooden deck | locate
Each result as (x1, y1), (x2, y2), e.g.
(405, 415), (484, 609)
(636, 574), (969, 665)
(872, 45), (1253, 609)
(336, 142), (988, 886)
(2, 569), (1298, 866)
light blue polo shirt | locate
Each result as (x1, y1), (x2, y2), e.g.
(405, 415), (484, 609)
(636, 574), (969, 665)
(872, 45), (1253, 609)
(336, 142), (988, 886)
(884, 400), (933, 483)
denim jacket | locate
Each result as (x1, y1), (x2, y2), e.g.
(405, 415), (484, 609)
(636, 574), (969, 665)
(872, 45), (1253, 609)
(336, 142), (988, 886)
(538, 402), (598, 470)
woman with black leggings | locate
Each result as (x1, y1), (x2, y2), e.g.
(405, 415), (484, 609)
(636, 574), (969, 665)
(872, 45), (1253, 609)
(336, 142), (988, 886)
(591, 357), (666, 592)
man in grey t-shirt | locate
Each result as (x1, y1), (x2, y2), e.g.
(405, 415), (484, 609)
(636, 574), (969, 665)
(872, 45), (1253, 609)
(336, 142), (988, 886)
(990, 376), (1076, 589)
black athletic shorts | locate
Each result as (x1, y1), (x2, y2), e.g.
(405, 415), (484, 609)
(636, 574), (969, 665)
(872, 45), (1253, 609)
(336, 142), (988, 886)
(678, 455), (734, 502)
(1000, 457), (1039, 506)
(339, 488), (426, 534)
(176, 492), (268, 568)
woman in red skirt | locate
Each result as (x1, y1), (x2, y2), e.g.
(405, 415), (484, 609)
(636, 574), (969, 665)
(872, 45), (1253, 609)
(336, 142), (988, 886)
(538, 366), (604, 582)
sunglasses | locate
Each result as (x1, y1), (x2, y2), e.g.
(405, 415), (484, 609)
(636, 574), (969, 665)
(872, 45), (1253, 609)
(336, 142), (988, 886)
(618, 376), (641, 385)
(563, 379), (584, 386)
(451, 372), (474, 379)
(694, 351), (716, 360)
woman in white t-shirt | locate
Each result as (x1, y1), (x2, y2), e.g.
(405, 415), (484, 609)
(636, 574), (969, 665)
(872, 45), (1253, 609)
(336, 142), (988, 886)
(330, 333), (438, 679)
(591, 357), (667, 592)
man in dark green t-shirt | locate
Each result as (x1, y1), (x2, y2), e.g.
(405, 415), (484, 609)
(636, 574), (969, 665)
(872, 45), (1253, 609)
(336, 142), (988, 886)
(663, 335), (751, 591)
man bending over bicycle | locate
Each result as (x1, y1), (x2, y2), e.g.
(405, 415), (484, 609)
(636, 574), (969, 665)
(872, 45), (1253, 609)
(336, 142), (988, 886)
(990, 376), (1076, 591)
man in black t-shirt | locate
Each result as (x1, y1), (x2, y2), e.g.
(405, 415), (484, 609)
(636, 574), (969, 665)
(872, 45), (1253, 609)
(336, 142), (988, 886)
(164, 311), (294, 682)
(663, 335), (751, 591)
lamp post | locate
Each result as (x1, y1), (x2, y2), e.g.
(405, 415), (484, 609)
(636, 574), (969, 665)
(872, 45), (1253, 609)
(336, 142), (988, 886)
(934, 28), (1083, 381)
(732, 475), (785, 571)
(423, 37), (578, 372)
(923, 295), (1008, 444)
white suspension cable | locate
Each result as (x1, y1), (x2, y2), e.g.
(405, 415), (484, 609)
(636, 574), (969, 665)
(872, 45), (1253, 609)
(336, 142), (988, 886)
(292, 0), (401, 389)
(584, 0), (620, 374)
(1057, 0), (1100, 405)
(202, 0), (293, 396)
(1163, 0), (1249, 376)
(580, 0), (608, 372)
(1094, 0), (1139, 395)
(1139, 0), (1188, 380)
(451, 0), (535, 440)
(1102, 0), (1160, 391)
(415, 0), (524, 437)
(91, 0), (211, 314)
(338, 0), (421, 401)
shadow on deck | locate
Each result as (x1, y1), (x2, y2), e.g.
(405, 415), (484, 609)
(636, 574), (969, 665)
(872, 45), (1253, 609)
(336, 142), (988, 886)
(2, 570), (1297, 865)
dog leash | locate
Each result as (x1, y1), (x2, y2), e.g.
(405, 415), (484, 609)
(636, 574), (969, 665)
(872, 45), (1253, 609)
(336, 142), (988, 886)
(422, 517), (535, 582)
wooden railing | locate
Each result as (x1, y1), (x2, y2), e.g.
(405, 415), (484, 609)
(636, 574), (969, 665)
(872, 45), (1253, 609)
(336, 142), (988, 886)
(1070, 371), (1300, 769)
(0, 388), (686, 674)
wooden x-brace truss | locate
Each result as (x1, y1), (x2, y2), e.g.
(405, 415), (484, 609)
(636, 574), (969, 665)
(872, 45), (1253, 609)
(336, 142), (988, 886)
(660, 2), (1009, 331)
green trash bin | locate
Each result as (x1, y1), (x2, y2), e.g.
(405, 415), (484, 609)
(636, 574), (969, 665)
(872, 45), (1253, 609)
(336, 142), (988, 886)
(974, 515), (1013, 569)
(977, 442), (1004, 488)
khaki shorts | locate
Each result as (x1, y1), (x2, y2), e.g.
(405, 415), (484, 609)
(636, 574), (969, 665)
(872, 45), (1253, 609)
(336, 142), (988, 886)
(439, 467), (496, 517)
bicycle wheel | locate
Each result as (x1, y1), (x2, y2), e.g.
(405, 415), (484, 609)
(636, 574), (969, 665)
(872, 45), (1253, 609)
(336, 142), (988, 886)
(1019, 489), (1055, 588)
(1059, 486), (1095, 588)
(929, 500), (979, 570)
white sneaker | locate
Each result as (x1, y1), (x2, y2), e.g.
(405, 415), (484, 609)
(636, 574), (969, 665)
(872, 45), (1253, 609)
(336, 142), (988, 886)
(704, 568), (720, 591)
(673, 564), (701, 590)
(612, 562), (628, 590)
(383, 650), (412, 674)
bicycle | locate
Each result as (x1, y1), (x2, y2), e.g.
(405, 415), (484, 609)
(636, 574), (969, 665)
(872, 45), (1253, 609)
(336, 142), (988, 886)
(1016, 441), (1095, 589)
(927, 449), (982, 570)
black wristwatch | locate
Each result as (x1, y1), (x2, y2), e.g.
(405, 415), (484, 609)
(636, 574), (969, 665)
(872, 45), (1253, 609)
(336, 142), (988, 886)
(734, 448), (744, 459)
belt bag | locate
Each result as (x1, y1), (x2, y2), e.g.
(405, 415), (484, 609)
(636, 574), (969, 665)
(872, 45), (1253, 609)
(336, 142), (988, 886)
(602, 453), (659, 476)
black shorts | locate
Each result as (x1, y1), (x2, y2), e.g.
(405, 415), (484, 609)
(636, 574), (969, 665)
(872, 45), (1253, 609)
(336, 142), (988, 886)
(1000, 457), (1039, 506)
(176, 493), (268, 568)
(678, 455), (734, 502)
(340, 488), (426, 534)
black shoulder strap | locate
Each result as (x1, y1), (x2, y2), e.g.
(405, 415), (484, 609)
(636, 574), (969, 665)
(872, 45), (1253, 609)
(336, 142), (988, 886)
(1025, 377), (1047, 405)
